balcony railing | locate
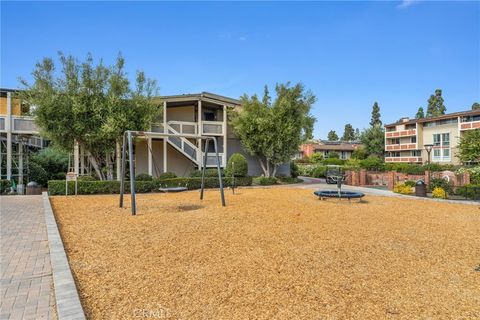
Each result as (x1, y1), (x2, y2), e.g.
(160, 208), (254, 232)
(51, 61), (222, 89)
(0, 115), (39, 133)
(385, 156), (422, 163)
(385, 129), (416, 138)
(459, 120), (480, 131)
(202, 121), (223, 135)
(385, 143), (417, 151)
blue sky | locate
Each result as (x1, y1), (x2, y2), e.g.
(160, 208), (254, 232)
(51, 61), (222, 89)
(1, 1), (479, 138)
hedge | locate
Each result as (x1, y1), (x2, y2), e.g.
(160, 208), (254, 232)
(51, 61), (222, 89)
(1, 179), (11, 194)
(48, 176), (253, 195)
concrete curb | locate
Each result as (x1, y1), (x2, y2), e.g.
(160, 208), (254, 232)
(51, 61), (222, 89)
(42, 192), (86, 320)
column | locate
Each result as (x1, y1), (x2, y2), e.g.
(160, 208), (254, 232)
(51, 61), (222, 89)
(6, 92), (12, 181)
(197, 99), (202, 170)
(163, 101), (167, 173)
(74, 140), (80, 175)
(223, 105), (227, 167)
(359, 169), (367, 186)
(148, 137), (153, 176)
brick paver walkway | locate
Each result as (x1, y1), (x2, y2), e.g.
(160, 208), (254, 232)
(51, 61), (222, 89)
(1, 195), (56, 320)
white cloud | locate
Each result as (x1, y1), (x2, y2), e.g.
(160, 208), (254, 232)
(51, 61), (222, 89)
(397, 0), (421, 9)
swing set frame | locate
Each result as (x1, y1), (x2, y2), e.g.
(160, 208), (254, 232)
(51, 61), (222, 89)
(119, 130), (226, 215)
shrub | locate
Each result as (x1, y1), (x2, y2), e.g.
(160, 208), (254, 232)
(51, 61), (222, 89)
(393, 183), (414, 195)
(225, 153), (248, 177)
(77, 175), (97, 181)
(327, 152), (340, 159)
(311, 165), (327, 178)
(404, 180), (416, 187)
(455, 184), (480, 200)
(28, 162), (49, 186)
(190, 168), (224, 177)
(359, 156), (384, 171)
(0, 180), (12, 194)
(322, 158), (345, 166)
(290, 161), (300, 178)
(29, 147), (68, 186)
(432, 187), (447, 199)
(310, 153), (323, 163)
(351, 147), (367, 160)
(428, 178), (453, 194)
(344, 159), (361, 170)
(253, 177), (278, 186)
(457, 166), (480, 184)
(136, 173), (153, 181)
(158, 172), (177, 179)
(48, 177), (253, 195)
(297, 164), (316, 176)
(277, 176), (303, 184)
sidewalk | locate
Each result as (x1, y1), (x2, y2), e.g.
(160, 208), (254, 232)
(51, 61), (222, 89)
(0, 195), (56, 320)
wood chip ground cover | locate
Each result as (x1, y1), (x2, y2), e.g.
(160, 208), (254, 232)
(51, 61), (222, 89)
(50, 189), (480, 319)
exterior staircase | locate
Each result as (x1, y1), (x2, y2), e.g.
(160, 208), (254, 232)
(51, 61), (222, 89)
(165, 122), (199, 165)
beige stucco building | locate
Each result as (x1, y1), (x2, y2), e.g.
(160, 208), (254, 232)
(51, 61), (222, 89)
(384, 109), (480, 165)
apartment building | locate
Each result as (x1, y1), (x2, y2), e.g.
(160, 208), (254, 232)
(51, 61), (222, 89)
(299, 140), (363, 160)
(384, 109), (480, 165)
(0, 88), (45, 182)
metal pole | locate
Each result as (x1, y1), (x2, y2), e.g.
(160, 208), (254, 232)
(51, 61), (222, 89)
(119, 133), (127, 208)
(200, 139), (209, 200)
(128, 131), (137, 215)
(212, 137), (226, 206)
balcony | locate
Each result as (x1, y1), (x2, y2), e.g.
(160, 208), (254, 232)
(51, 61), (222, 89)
(0, 115), (39, 134)
(385, 143), (417, 151)
(385, 129), (416, 138)
(459, 120), (480, 131)
(385, 156), (422, 163)
(202, 121), (224, 135)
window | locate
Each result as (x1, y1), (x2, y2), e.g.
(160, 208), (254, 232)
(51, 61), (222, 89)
(411, 136), (416, 143)
(203, 111), (216, 121)
(411, 150), (421, 157)
(432, 133), (451, 162)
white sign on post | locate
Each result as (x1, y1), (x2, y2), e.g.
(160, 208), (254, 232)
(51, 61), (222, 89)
(65, 172), (78, 195)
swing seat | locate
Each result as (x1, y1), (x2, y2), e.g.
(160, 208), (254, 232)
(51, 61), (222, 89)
(159, 186), (188, 193)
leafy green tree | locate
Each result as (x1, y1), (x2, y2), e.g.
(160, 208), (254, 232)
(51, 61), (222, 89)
(354, 128), (361, 141)
(415, 107), (425, 119)
(351, 147), (367, 160)
(20, 53), (159, 180)
(370, 102), (382, 127)
(341, 124), (355, 141)
(327, 130), (339, 141)
(310, 153), (323, 163)
(457, 130), (480, 163)
(230, 83), (315, 177)
(472, 102), (480, 110)
(360, 126), (385, 158)
(426, 89), (446, 117)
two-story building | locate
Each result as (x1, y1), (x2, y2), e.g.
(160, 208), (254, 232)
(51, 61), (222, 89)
(384, 109), (480, 165)
(298, 140), (363, 160)
(0, 88), (45, 183)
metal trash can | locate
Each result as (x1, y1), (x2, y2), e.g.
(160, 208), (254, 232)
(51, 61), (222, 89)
(26, 181), (42, 195)
(415, 180), (426, 197)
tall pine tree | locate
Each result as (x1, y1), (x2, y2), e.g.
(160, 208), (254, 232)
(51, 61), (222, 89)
(341, 124), (355, 141)
(370, 102), (382, 127)
(426, 89), (446, 117)
(327, 130), (339, 141)
(415, 107), (425, 119)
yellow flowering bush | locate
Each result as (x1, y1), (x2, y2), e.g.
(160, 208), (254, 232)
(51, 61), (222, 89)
(432, 187), (447, 199)
(393, 183), (414, 195)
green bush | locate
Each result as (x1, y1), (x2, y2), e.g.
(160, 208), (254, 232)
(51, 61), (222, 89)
(253, 177), (278, 186)
(158, 172), (177, 179)
(344, 159), (361, 170)
(404, 180), (416, 187)
(136, 173), (153, 181)
(455, 184), (480, 200)
(290, 162), (300, 178)
(190, 168), (224, 177)
(29, 147), (69, 186)
(322, 158), (345, 166)
(297, 164), (316, 176)
(310, 153), (324, 163)
(359, 156), (384, 171)
(277, 176), (303, 184)
(77, 175), (97, 181)
(351, 147), (367, 160)
(1, 180), (12, 194)
(428, 178), (453, 194)
(311, 166), (327, 178)
(327, 152), (340, 159)
(48, 176), (253, 195)
(457, 166), (480, 184)
(28, 162), (49, 186)
(225, 153), (248, 177)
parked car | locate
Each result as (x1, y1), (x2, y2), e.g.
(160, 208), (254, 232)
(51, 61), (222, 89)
(326, 165), (345, 184)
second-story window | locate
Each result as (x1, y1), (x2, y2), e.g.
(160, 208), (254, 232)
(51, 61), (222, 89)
(432, 133), (451, 162)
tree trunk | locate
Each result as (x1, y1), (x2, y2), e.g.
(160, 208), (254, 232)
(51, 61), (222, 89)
(258, 158), (269, 177)
(106, 151), (114, 181)
(87, 152), (105, 180)
(271, 165), (278, 178)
